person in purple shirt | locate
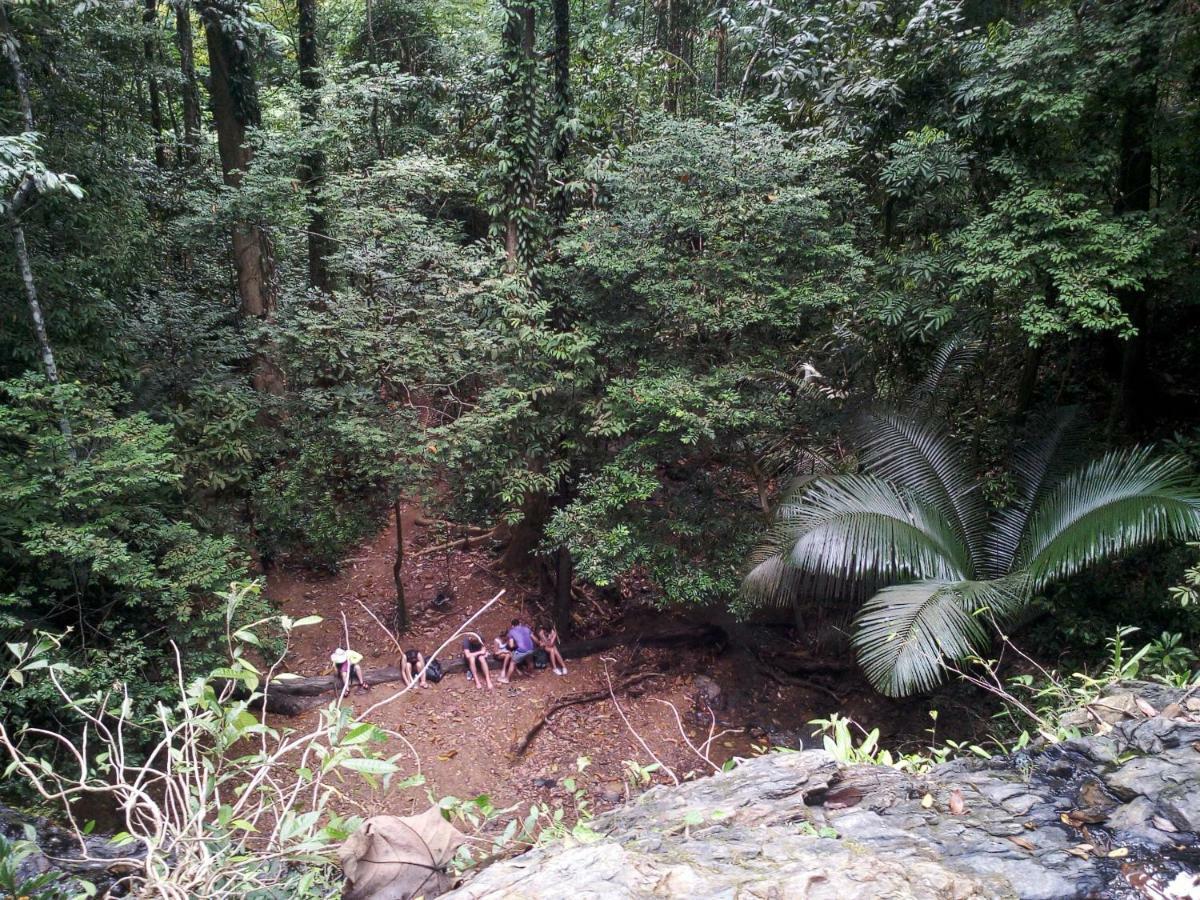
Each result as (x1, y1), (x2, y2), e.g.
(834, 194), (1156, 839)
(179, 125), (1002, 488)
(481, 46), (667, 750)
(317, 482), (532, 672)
(502, 618), (536, 681)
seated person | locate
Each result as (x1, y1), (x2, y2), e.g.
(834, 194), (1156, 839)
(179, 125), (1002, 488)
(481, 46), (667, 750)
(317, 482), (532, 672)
(461, 632), (493, 691)
(492, 631), (513, 684)
(536, 623), (568, 676)
(330, 647), (369, 694)
(402, 648), (427, 688)
(502, 618), (536, 681)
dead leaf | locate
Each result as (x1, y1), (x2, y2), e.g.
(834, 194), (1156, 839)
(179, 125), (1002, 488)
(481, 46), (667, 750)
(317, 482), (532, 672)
(437, 749), (458, 761)
(1134, 697), (1159, 718)
(1068, 807), (1110, 824)
(949, 789), (967, 816)
(1107, 847), (1129, 858)
(920, 793), (934, 809)
(1151, 815), (1177, 833)
(824, 786), (864, 810)
(1161, 703), (1183, 719)
(1065, 844), (1093, 859)
(1023, 821), (1038, 831)
(1007, 836), (1036, 852)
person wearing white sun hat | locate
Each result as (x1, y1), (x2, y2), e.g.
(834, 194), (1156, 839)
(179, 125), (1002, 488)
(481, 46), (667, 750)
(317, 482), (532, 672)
(330, 647), (369, 693)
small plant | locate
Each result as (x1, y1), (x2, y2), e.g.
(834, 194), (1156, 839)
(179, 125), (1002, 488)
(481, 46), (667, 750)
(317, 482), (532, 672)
(1142, 632), (1198, 685)
(0, 832), (73, 900)
(0, 584), (424, 898)
(1168, 544), (1200, 607)
(622, 758), (663, 788)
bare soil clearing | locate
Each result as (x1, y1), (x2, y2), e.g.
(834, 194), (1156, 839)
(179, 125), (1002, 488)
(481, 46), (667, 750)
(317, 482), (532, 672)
(266, 506), (981, 820)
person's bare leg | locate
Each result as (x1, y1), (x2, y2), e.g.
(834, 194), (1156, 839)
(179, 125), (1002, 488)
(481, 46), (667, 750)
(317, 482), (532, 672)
(472, 655), (487, 690)
(502, 654), (514, 682)
(417, 654), (427, 687)
(482, 657), (494, 690)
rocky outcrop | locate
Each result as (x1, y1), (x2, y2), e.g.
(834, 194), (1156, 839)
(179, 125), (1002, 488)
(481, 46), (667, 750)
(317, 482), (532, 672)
(444, 682), (1200, 899)
(0, 804), (145, 896)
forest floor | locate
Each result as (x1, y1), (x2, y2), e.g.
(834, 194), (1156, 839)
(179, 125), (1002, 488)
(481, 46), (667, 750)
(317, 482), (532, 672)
(265, 505), (985, 826)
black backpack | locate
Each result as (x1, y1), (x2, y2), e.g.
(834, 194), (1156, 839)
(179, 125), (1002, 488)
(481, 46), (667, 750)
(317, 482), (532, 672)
(425, 659), (444, 683)
(533, 648), (550, 670)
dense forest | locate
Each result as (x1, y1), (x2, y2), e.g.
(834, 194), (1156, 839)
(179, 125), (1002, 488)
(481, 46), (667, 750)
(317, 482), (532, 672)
(3, 0), (1200, 895)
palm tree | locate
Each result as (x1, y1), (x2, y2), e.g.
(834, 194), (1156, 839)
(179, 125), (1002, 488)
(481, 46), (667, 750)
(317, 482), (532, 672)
(744, 409), (1200, 696)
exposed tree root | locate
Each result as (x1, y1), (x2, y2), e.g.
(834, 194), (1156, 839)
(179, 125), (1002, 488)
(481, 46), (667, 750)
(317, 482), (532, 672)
(512, 671), (662, 756)
(413, 529), (499, 557)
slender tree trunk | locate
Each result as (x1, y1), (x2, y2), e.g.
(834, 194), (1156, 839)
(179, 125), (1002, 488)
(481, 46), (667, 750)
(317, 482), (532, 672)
(365, 0), (384, 159)
(173, 0), (203, 166)
(551, 0), (572, 225)
(502, 3), (536, 271)
(663, 0), (682, 113)
(714, 0), (728, 98)
(1110, 0), (1164, 434)
(1014, 342), (1043, 417)
(297, 0), (332, 292)
(144, 0), (168, 168)
(0, 4), (76, 458)
(198, 0), (275, 320)
(554, 545), (573, 638)
(393, 497), (409, 633)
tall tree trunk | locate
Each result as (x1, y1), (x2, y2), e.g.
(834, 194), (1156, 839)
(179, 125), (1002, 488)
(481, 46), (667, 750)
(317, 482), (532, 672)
(501, 3), (536, 271)
(551, 0), (571, 225)
(1110, 0), (1165, 434)
(144, 0), (168, 168)
(297, 0), (332, 292)
(663, 0), (682, 113)
(173, 0), (203, 166)
(554, 545), (573, 638)
(393, 498), (409, 633)
(0, 4), (75, 458)
(198, 0), (275, 321)
(713, 0), (728, 97)
(365, 0), (384, 159)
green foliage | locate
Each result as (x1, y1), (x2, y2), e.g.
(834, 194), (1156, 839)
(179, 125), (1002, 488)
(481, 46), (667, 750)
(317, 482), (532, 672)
(0, 376), (256, 732)
(0, 589), (413, 897)
(746, 407), (1200, 695)
(0, 832), (72, 900)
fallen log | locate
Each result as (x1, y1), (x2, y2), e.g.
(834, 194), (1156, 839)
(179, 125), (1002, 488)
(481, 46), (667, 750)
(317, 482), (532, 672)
(259, 622), (724, 716)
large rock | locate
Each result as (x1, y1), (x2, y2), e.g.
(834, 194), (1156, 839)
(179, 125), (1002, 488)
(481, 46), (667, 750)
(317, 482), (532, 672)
(443, 683), (1200, 900)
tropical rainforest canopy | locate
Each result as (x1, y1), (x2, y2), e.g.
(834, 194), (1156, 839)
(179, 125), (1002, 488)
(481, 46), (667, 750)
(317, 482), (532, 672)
(2, 0), (1200, 734)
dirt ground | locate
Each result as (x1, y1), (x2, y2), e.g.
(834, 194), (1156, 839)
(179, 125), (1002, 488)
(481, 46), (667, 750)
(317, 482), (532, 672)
(266, 506), (984, 826)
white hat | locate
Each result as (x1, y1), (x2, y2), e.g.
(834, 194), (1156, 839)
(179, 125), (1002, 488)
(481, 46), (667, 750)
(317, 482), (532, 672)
(330, 648), (348, 664)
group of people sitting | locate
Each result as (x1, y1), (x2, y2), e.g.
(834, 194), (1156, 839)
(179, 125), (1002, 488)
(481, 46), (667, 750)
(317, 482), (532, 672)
(327, 617), (567, 695)
(461, 618), (567, 691)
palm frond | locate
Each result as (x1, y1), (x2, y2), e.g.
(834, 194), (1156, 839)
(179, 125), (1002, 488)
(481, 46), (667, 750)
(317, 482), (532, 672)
(909, 334), (981, 408)
(771, 473), (971, 581)
(988, 407), (1085, 572)
(1017, 448), (1200, 588)
(853, 580), (987, 696)
(740, 553), (802, 609)
(852, 576), (1026, 696)
(859, 412), (988, 574)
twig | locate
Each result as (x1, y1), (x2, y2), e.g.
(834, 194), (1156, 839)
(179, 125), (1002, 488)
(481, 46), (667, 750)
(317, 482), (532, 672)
(601, 658), (679, 786)
(414, 529), (497, 557)
(354, 590), (506, 722)
(512, 672), (661, 756)
(354, 598), (404, 655)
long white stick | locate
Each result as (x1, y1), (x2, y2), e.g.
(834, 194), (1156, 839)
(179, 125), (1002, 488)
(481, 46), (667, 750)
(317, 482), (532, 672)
(354, 589), (505, 722)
